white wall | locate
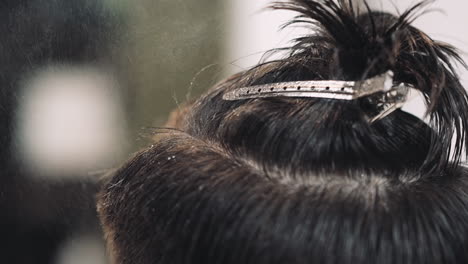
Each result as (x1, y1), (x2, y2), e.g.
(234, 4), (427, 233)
(225, 0), (307, 71)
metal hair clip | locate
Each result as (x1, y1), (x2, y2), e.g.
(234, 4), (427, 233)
(222, 71), (411, 122)
(223, 71), (395, 101)
(366, 84), (410, 122)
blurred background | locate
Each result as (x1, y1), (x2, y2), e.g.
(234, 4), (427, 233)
(3, 0), (468, 263)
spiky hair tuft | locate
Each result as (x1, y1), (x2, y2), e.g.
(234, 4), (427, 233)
(257, 0), (468, 171)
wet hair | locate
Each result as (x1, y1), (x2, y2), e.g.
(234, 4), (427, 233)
(98, 1), (468, 263)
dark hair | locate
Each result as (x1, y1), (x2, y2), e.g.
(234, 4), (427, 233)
(98, 1), (468, 263)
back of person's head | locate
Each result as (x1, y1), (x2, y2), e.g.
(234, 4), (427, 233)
(98, 1), (468, 263)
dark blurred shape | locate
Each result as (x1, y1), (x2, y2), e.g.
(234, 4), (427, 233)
(0, 0), (224, 262)
(0, 0), (125, 263)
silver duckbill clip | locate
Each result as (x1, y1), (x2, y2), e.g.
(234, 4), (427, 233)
(222, 71), (411, 122)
